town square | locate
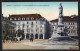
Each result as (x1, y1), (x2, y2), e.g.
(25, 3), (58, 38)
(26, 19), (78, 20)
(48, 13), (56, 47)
(2, 2), (79, 50)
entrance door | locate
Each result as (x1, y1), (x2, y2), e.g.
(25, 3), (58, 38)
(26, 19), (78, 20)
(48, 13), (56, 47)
(35, 34), (38, 39)
(26, 34), (29, 39)
(39, 34), (43, 39)
(31, 34), (34, 38)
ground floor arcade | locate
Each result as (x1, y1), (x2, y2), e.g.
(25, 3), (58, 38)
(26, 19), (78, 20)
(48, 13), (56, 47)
(18, 33), (45, 40)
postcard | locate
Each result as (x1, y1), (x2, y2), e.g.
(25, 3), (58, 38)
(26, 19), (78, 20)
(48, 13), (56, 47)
(2, 2), (79, 50)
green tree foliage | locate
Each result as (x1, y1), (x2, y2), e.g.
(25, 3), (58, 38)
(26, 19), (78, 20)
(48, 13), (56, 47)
(2, 20), (15, 42)
(16, 29), (24, 37)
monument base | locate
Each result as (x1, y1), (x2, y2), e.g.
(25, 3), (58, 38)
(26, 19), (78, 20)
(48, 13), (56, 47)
(49, 36), (74, 41)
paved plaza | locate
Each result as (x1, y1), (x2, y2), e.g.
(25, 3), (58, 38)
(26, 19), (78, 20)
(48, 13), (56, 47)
(3, 39), (79, 50)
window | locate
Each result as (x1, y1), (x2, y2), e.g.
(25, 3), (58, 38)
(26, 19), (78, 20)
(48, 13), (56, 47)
(31, 25), (33, 27)
(40, 29), (42, 32)
(31, 17), (34, 20)
(18, 17), (21, 20)
(69, 23), (70, 25)
(19, 22), (20, 24)
(27, 29), (30, 32)
(10, 18), (12, 20)
(23, 23), (24, 28)
(36, 28), (38, 32)
(73, 26), (74, 29)
(71, 23), (72, 25)
(15, 18), (16, 20)
(40, 25), (42, 28)
(69, 26), (70, 29)
(40, 22), (43, 24)
(18, 25), (20, 29)
(64, 23), (66, 24)
(60, 28), (62, 30)
(31, 22), (33, 25)
(27, 25), (29, 28)
(36, 21), (37, 24)
(23, 18), (25, 20)
(27, 22), (28, 24)
(36, 25), (37, 27)
(26, 18), (27, 20)
(28, 18), (29, 20)
(73, 22), (74, 25)
(22, 18), (24, 20)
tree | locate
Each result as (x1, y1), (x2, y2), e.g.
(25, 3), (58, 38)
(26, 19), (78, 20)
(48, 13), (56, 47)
(2, 22), (11, 42)
(16, 29), (24, 37)
(2, 20), (15, 42)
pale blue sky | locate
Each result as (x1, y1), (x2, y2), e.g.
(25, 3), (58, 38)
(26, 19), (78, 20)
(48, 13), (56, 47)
(2, 2), (78, 20)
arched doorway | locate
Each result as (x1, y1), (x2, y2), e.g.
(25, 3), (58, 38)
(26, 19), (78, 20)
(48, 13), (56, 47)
(26, 34), (29, 39)
(39, 34), (43, 39)
(35, 34), (38, 39)
(31, 34), (34, 38)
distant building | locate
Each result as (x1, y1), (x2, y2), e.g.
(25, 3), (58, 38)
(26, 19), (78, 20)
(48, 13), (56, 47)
(8, 14), (50, 40)
(50, 16), (78, 38)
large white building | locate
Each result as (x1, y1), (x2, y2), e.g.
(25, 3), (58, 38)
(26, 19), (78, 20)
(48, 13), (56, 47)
(8, 14), (50, 40)
(50, 16), (78, 38)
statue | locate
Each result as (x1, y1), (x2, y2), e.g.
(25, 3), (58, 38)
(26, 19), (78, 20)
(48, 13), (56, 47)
(49, 3), (73, 41)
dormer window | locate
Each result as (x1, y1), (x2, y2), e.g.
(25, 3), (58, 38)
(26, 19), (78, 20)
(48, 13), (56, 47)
(15, 18), (16, 20)
(31, 17), (34, 20)
(22, 18), (24, 20)
(23, 18), (25, 20)
(18, 17), (21, 20)
(18, 18), (19, 20)
(28, 18), (29, 20)
(26, 18), (28, 20)
(10, 18), (12, 20)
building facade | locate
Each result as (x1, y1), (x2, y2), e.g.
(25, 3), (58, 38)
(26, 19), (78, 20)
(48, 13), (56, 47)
(50, 16), (78, 38)
(8, 14), (50, 40)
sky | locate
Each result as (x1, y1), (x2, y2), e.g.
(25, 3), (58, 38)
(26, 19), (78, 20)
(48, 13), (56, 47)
(2, 2), (78, 21)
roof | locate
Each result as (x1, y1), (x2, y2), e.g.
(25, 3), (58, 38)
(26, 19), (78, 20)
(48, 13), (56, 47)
(50, 16), (78, 22)
(8, 14), (46, 20)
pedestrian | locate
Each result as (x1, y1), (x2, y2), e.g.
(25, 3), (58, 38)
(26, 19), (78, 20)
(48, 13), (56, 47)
(31, 37), (33, 42)
(30, 37), (33, 42)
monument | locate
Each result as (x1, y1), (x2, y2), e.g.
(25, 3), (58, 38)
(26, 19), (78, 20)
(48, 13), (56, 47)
(49, 3), (73, 41)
